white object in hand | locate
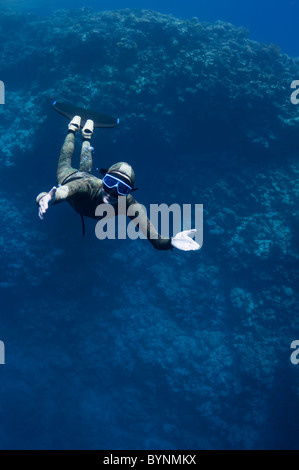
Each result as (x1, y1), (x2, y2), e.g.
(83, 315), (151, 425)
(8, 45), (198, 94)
(171, 229), (200, 251)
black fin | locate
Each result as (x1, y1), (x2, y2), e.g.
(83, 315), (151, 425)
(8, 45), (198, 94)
(53, 101), (119, 128)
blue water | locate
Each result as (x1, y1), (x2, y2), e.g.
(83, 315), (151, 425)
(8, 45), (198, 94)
(0, 0), (299, 451)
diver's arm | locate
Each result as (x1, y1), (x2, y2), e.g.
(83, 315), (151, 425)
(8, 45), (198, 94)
(36, 180), (90, 219)
(126, 196), (201, 252)
(126, 196), (172, 251)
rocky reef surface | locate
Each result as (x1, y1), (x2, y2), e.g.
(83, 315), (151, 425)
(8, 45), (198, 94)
(0, 7), (299, 163)
(0, 8), (298, 450)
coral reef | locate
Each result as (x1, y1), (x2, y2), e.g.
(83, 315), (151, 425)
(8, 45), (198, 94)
(0, 8), (299, 164)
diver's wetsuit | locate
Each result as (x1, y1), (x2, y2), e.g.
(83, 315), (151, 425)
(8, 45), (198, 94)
(36, 132), (172, 250)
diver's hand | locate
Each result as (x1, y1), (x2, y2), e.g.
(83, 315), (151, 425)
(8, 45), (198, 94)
(171, 229), (200, 251)
(38, 187), (57, 220)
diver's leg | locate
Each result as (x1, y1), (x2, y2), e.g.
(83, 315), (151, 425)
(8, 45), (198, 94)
(79, 140), (93, 173)
(56, 116), (82, 185)
(56, 131), (78, 184)
(79, 119), (94, 173)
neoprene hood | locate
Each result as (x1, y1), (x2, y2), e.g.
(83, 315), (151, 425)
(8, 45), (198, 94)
(107, 162), (135, 187)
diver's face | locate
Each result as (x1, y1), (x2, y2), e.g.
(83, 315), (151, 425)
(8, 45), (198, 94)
(102, 186), (118, 205)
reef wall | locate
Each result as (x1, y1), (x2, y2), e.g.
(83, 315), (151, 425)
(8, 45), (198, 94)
(0, 8), (299, 164)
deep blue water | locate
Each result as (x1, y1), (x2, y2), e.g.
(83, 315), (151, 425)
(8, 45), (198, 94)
(0, 0), (299, 451)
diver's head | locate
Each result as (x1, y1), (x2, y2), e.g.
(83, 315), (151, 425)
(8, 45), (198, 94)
(107, 162), (135, 188)
(102, 162), (135, 204)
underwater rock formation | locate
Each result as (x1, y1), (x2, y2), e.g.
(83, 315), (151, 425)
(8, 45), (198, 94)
(0, 7), (299, 163)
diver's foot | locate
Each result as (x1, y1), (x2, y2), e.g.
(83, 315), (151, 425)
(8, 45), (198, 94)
(82, 119), (94, 140)
(68, 115), (81, 132)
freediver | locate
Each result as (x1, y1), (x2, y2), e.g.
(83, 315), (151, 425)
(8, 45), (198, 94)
(36, 115), (200, 252)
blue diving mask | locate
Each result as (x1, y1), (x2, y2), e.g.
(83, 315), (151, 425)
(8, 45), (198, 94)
(103, 174), (132, 196)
